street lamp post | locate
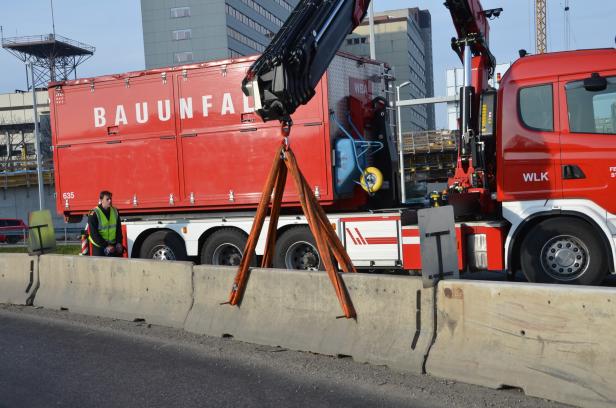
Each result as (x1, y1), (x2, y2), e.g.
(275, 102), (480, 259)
(368, 2), (376, 59)
(396, 81), (411, 204)
(29, 63), (45, 210)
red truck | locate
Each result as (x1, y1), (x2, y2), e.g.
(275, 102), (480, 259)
(0, 219), (28, 244)
(50, 0), (616, 285)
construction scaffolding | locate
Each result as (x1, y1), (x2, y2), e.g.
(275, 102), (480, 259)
(401, 130), (458, 187)
(0, 158), (54, 189)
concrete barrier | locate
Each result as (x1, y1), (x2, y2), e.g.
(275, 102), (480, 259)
(426, 280), (616, 408)
(0, 253), (39, 305)
(35, 255), (194, 328)
(184, 266), (433, 373)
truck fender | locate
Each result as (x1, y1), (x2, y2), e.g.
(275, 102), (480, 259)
(505, 206), (615, 275)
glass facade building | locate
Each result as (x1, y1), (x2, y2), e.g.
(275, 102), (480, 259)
(140, 0), (297, 69)
(340, 8), (435, 132)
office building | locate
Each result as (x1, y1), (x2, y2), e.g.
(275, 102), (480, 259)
(140, 0), (297, 68)
(340, 8), (435, 132)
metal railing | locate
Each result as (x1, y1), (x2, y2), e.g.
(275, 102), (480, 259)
(1, 34), (95, 54)
(0, 158), (53, 173)
(0, 226), (84, 245)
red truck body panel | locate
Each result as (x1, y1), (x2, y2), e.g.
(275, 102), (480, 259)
(50, 54), (384, 216)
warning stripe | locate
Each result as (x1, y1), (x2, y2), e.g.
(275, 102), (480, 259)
(354, 228), (367, 245)
(365, 237), (398, 245)
(401, 236), (420, 244)
(401, 228), (420, 237)
(345, 228), (398, 245)
(345, 227), (358, 245)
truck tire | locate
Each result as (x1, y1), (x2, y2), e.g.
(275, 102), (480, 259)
(273, 226), (324, 271)
(201, 228), (256, 267)
(520, 217), (607, 285)
(140, 230), (187, 261)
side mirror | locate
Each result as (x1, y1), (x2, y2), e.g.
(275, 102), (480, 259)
(584, 73), (607, 92)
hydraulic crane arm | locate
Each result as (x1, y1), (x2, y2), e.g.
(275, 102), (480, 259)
(444, 0), (499, 142)
(242, 0), (369, 122)
(444, 0), (496, 75)
(243, 0), (497, 124)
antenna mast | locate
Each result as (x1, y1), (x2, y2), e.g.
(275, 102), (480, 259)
(564, 0), (571, 50)
(50, 0), (56, 36)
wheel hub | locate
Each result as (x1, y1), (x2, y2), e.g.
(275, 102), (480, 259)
(554, 249), (575, 267)
(299, 252), (318, 269)
(151, 246), (176, 261)
(213, 244), (243, 266)
(540, 235), (588, 281)
(285, 241), (320, 270)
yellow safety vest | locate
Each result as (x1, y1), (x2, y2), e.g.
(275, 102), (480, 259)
(88, 206), (118, 247)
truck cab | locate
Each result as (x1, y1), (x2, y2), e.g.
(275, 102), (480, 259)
(497, 48), (616, 284)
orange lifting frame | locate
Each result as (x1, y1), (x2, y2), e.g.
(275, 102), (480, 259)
(228, 125), (357, 319)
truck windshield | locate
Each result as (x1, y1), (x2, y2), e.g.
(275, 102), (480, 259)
(566, 76), (616, 134)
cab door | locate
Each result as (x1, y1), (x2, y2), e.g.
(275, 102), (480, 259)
(558, 71), (616, 214)
(499, 79), (562, 201)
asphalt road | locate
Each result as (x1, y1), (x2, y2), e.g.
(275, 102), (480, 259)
(0, 305), (568, 408)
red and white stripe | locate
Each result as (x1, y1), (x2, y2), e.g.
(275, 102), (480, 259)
(80, 224), (89, 256)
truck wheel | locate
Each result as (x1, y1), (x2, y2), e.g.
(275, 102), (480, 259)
(201, 228), (256, 267)
(520, 217), (607, 285)
(140, 230), (187, 261)
(273, 226), (324, 271)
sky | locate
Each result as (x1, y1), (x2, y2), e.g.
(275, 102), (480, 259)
(0, 1), (144, 91)
(1, 0), (615, 126)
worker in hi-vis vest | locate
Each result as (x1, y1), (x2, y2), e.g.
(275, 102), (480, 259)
(88, 190), (124, 257)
